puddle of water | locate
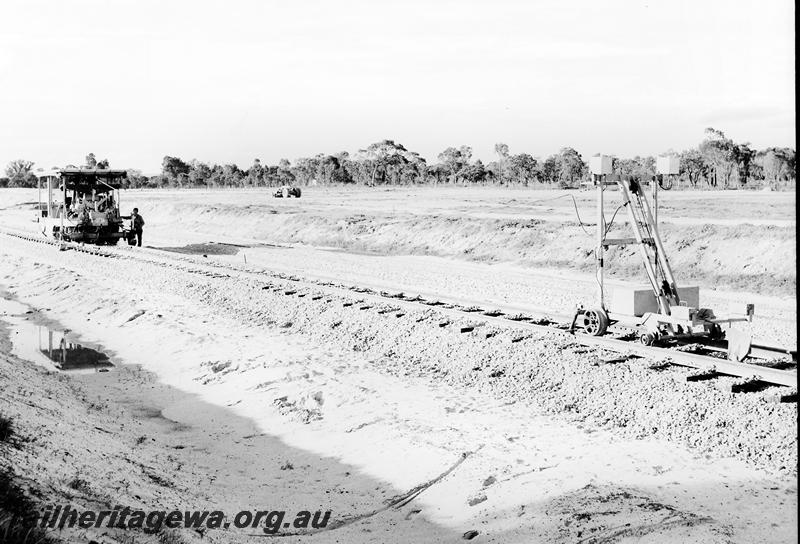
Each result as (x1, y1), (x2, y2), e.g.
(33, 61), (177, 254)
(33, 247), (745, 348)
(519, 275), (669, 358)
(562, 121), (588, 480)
(158, 242), (242, 256)
(0, 297), (114, 374)
(35, 330), (114, 372)
(157, 241), (292, 257)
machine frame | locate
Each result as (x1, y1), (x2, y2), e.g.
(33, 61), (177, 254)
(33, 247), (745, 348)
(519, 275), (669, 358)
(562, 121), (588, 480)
(36, 168), (130, 245)
(571, 156), (759, 360)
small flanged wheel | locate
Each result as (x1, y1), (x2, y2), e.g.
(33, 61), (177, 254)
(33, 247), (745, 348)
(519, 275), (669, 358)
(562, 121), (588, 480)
(581, 308), (609, 336)
(639, 332), (657, 346)
(708, 324), (724, 340)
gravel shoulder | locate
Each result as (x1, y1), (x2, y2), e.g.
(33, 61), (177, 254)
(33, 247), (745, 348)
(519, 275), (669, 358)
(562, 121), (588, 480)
(1, 234), (797, 543)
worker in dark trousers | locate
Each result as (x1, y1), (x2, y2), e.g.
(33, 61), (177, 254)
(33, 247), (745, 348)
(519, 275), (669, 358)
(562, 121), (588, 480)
(130, 208), (145, 247)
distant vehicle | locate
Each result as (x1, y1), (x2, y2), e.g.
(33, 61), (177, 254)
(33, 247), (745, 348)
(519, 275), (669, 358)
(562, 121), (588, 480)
(35, 168), (129, 245)
(273, 186), (302, 198)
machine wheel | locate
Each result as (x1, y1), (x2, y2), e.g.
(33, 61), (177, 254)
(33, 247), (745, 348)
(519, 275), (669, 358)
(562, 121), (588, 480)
(639, 332), (657, 346)
(581, 308), (609, 336)
(708, 324), (724, 340)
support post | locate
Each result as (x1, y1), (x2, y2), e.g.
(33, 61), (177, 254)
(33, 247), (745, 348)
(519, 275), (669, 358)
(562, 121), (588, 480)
(596, 174), (605, 310)
(46, 178), (52, 218)
(60, 181), (65, 240)
(652, 175), (658, 225)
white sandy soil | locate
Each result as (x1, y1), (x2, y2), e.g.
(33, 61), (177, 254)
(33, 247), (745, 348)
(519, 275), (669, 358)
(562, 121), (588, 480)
(0, 187), (796, 543)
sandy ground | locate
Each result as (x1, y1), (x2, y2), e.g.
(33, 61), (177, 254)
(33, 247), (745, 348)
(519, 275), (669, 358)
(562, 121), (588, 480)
(1, 187), (795, 345)
(0, 187), (797, 543)
(1, 187), (796, 298)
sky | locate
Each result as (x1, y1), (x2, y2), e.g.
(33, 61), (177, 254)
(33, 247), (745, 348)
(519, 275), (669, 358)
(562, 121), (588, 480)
(0, 0), (795, 174)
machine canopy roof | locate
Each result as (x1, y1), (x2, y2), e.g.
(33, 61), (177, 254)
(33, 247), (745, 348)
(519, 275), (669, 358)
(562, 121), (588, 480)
(59, 168), (127, 193)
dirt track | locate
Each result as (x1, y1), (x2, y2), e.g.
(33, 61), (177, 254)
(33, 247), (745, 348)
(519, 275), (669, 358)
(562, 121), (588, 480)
(0, 187), (797, 543)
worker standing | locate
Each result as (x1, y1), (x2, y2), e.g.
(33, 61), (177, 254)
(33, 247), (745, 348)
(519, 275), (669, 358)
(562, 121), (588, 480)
(130, 207), (145, 247)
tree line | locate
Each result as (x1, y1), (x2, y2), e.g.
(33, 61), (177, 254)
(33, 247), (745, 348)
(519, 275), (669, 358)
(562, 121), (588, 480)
(2, 129), (795, 190)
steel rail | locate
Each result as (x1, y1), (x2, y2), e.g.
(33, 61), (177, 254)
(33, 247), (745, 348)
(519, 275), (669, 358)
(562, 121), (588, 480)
(1, 227), (796, 388)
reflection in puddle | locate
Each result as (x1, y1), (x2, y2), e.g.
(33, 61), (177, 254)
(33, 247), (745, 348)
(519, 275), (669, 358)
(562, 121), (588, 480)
(0, 297), (114, 374)
(39, 328), (114, 372)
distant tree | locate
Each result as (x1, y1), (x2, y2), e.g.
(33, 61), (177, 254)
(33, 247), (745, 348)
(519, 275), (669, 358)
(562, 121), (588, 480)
(247, 158), (264, 186)
(616, 155), (655, 179)
(357, 140), (412, 186)
(541, 155), (559, 184)
(698, 128), (737, 188)
(756, 147), (796, 188)
(732, 142), (755, 185)
(222, 163), (244, 187)
(313, 154), (341, 185)
(401, 151), (427, 184)
(342, 157), (370, 185)
(124, 169), (147, 188)
(493, 142), (511, 183)
(188, 160), (212, 186)
(437, 146), (472, 184)
(14, 133), (792, 192)
(461, 159), (487, 184)
(494, 143), (509, 159)
(640, 156), (656, 177)
(484, 160), (501, 183)
(161, 156), (191, 186)
(4, 159), (36, 187)
(759, 151), (784, 183)
(276, 159), (295, 186)
(555, 147), (585, 185)
(5, 159), (34, 180)
(507, 153), (539, 185)
(291, 157), (318, 185)
(207, 164), (225, 187)
(679, 148), (707, 187)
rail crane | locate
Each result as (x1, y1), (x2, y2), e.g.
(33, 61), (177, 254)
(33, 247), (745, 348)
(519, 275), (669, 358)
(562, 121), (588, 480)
(35, 168), (130, 245)
(571, 155), (790, 363)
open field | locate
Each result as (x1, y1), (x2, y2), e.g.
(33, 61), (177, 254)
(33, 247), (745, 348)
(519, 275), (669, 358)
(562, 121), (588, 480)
(4, 186), (794, 296)
(0, 186), (796, 543)
(128, 187), (797, 298)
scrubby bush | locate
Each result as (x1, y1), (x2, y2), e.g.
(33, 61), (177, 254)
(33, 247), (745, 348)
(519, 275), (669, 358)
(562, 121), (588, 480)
(0, 414), (12, 442)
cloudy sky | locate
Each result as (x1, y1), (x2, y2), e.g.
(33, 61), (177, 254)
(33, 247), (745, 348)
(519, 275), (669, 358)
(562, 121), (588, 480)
(0, 0), (794, 173)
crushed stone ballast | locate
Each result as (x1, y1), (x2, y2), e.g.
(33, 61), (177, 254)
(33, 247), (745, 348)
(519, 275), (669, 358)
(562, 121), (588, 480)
(1, 227), (796, 392)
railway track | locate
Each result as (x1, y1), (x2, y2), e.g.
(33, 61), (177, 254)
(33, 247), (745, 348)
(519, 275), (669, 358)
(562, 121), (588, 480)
(1, 227), (796, 392)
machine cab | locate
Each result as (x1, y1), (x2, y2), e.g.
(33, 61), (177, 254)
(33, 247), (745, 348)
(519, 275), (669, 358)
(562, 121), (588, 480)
(36, 168), (128, 245)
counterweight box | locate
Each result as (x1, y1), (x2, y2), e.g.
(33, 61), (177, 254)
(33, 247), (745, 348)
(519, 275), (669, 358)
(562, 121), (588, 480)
(610, 285), (699, 317)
